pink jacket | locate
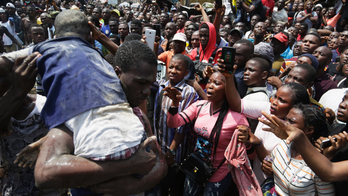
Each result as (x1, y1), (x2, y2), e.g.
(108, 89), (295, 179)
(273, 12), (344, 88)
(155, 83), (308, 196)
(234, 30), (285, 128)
(224, 131), (262, 196)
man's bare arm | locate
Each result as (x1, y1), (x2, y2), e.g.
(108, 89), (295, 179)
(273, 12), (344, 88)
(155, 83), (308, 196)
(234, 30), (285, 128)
(35, 124), (157, 189)
(0, 54), (40, 132)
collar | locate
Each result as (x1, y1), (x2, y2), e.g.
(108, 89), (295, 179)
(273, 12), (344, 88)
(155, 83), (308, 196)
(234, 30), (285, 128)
(246, 86), (267, 93)
(336, 48), (341, 55)
(160, 79), (186, 91)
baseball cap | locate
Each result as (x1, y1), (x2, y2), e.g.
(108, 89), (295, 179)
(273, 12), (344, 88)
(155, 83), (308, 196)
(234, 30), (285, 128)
(0, 8), (5, 13)
(6, 3), (15, 9)
(111, 9), (120, 16)
(172, 33), (187, 42)
(271, 32), (288, 46)
(229, 28), (244, 37)
(254, 42), (274, 64)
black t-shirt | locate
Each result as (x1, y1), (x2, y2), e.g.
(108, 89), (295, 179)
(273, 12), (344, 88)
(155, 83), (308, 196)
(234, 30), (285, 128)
(252, 0), (267, 21)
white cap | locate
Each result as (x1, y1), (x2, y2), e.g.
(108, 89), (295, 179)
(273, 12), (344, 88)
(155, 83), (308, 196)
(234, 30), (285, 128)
(0, 8), (5, 13)
(315, 4), (323, 8)
(172, 33), (187, 42)
(6, 3), (15, 9)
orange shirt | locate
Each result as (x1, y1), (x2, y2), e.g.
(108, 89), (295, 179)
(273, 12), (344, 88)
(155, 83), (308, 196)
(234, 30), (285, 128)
(158, 50), (190, 68)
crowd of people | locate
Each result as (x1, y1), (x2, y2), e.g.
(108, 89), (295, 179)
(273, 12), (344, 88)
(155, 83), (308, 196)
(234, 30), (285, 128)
(2, 0), (348, 195)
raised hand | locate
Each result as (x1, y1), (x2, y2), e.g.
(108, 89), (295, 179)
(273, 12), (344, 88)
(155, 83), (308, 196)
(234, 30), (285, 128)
(203, 66), (214, 79)
(88, 21), (104, 40)
(12, 52), (41, 96)
(258, 111), (303, 144)
(163, 87), (182, 106)
(194, 3), (203, 11)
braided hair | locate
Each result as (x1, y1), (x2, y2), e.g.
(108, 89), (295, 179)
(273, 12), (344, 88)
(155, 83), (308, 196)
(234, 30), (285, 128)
(293, 103), (329, 142)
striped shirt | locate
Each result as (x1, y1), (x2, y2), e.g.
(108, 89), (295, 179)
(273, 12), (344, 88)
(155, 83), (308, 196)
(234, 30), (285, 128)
(154, 79), (198, 163)
(272, 140), (335, 196)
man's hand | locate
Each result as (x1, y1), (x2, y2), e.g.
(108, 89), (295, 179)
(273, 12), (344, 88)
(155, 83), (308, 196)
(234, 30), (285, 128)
(88, 21), (104, 40)
(267, 76), (282, 89)
(12, 52), (41, 96)
(163, 87), (182, 106)
(130, 136), (157, 176)
(14, 136), (47, 168)
(315, 132), (348, 160)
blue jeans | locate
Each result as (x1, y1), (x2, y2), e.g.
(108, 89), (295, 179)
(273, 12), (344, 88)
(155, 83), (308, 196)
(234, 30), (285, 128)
(183, 173), (232, 196)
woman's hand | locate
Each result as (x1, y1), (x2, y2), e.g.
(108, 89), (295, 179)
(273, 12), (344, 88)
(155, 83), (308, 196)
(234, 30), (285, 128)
(237, 125), (250, 143)
(203, 66), (214, 79)
(261, 159), (273, 176)
(217, 57), (237, 78)
(258, 111), (304, 144)
(163, 87), (182, 106)
(194, 3), (203, 11)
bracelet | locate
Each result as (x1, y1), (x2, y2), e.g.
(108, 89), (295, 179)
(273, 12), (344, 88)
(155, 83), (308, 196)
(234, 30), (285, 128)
(168, 149), (176, 156)
(254, 141), (263, 147)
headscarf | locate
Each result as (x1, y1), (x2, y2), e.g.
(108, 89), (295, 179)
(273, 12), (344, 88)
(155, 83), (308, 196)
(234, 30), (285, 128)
(298, 53), (319, 70)
(198, 22), (217, 62)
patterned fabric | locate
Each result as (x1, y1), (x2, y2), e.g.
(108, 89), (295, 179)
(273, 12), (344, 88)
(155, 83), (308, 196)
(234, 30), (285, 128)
(272, 140), (335, 196)
(1, 95), (66, 196)
(224, 130), (262, 196)
(154, 79), (198, 163)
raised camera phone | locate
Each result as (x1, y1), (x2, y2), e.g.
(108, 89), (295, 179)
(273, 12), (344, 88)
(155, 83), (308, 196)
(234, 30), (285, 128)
(145, 29), (156, 51)
(221, 47), (236, 72)
(320, 138), (338, 149)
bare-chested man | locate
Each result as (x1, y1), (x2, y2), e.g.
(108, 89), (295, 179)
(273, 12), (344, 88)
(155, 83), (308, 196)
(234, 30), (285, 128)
(21, 5), (37, 45)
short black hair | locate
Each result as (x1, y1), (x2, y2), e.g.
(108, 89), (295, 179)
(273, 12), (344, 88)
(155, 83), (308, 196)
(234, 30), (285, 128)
(235, 39), (254, 55)
(29, 24), (44, 33)
(178, 12), (187, 19)
(220, 29), (230, 34)
(124, 34), (142, 42)
(171, 54), (189, 71)
(119, 21), (129, 28)
(114, 40), (157, 73)
(301, 22), (308, 29)
(249, 57), (270, 72)
(306, 33), (321, 44)
(131, 19), (142, 27)
(109, 17), (119, 23)
(296, 63), (317, 83)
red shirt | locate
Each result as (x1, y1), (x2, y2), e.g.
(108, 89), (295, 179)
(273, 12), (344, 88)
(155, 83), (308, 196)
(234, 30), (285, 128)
(262, 0), (275, 17)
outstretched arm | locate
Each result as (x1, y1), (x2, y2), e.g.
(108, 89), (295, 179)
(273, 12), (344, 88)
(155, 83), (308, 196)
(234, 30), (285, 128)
(194, 3), (209, 23)
(0, 53), (40, 133)
(88, 21), (119, 55)
(35, 124), (157, 189)
(0, 26), (22, 48)
(259, 111), (348, 182)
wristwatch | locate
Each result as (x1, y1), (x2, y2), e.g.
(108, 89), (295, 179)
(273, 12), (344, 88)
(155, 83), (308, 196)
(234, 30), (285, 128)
(168, 149), (176, 156)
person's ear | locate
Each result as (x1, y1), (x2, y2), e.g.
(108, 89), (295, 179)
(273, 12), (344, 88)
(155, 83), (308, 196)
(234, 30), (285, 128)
(305, 126), (315, 137)
(114, 66), (122, 77)
(185, 69), (189, 77)
(261, 70), (268, 80)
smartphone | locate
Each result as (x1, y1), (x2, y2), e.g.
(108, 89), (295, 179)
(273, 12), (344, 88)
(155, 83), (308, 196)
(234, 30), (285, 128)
(145, 29), (156, 51)
(215, 0), (222, 8)
(221, 47), (236, 72)
(320, 138), (338, 149)
(153, 24), (161, 38)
